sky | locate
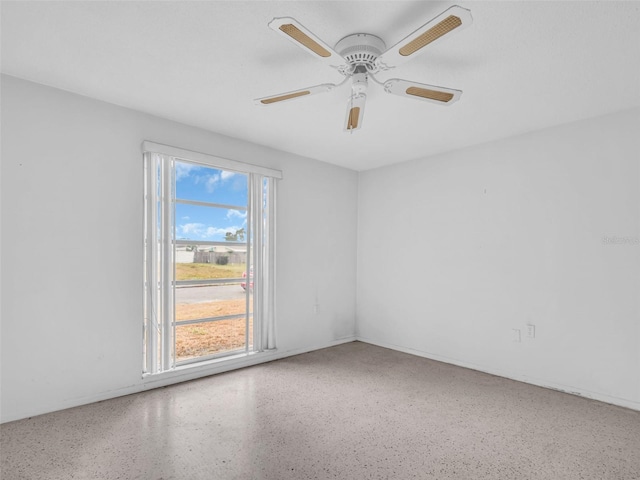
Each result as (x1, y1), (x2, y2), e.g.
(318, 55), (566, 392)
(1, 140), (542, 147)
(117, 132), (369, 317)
(174, 161), (248, 243)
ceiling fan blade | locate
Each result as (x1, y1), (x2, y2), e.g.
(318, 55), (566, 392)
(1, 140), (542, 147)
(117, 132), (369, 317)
(344, 94), (366, 132)
(376, 5), (472, 70)
(383, 79), (462, 105)
(255, 83), (336, 105)
(269, 17), (346, 69)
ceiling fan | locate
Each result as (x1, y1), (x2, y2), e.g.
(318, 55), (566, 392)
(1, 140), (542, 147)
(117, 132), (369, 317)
(255, 5), (473, 132)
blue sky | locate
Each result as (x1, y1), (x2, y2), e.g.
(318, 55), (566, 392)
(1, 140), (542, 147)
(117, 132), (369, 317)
(175, 161), (248, 242)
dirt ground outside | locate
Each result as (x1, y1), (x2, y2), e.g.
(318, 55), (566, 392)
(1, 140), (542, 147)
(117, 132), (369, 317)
(175, 299), (252, 361)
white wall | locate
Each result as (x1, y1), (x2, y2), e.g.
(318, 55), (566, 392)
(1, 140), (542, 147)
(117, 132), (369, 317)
(0, 75), (358, 422)
(357, 109), (640, 410)
(2, 74), (638, 423)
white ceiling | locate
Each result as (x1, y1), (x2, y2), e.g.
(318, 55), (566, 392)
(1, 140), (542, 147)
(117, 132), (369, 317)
(2, 1), (639, 171)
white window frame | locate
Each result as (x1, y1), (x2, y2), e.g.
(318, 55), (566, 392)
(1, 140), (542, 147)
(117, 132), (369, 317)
(142, 141), (280, 375)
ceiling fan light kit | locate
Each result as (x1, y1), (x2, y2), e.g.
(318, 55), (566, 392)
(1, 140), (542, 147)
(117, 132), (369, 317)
(256, 5), (473, 132)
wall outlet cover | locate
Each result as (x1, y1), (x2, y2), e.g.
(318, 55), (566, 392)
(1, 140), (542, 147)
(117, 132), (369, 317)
(512, 329), (521, 343)
(527, 325), (536, 338)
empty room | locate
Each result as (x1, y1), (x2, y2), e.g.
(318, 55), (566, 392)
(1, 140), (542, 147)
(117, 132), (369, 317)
(1, 1), (639, 479)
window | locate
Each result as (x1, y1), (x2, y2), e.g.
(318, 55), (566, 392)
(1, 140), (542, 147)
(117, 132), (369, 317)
(143, 142), (280, 374)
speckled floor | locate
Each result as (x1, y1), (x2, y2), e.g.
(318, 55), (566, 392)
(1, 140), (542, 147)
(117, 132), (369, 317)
(2, 342), (639, 480)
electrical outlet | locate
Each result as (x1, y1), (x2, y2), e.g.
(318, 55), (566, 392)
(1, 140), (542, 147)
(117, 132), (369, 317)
(526, 324), (536, 338)
(512, 328), (521, 343)
(313, 304), (320, 314)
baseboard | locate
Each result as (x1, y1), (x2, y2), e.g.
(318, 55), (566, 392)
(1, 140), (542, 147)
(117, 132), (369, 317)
(356, 336), (640, 412)
(1, 336), (357, 424)
(9, 334), (634, 423)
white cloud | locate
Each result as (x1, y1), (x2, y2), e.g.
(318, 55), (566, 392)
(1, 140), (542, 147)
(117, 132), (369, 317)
(179, 223), (205, 236)
(175, 163), (200, 181)
(184, 168), (236, 194)
(180, 222), (245, 240)
(205, 226), (240, 237)
(226, 209), (247, 220)
(205, 174), (221, 193)
(181, 216), (190, 220)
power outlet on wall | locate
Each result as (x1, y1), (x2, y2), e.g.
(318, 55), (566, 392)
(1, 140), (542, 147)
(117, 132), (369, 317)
(526, 324), (536, 339)
(313, 304), (320, 314)
(512, 328), (521, 343)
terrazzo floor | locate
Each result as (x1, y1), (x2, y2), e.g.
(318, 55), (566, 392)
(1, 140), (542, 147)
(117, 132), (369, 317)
(2, 341), (640, 479)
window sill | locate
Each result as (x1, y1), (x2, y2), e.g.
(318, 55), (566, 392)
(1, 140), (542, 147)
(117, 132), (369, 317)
(141, 348), (278, 386)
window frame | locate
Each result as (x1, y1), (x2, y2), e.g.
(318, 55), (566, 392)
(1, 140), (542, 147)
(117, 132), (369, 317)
(142, 141), (280, 376)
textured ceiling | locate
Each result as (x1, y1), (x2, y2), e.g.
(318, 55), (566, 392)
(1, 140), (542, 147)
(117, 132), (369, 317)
(2, 1), (640, 171)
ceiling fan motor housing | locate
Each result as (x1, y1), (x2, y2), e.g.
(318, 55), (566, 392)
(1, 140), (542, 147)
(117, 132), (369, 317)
(335, 33), (386, 73)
